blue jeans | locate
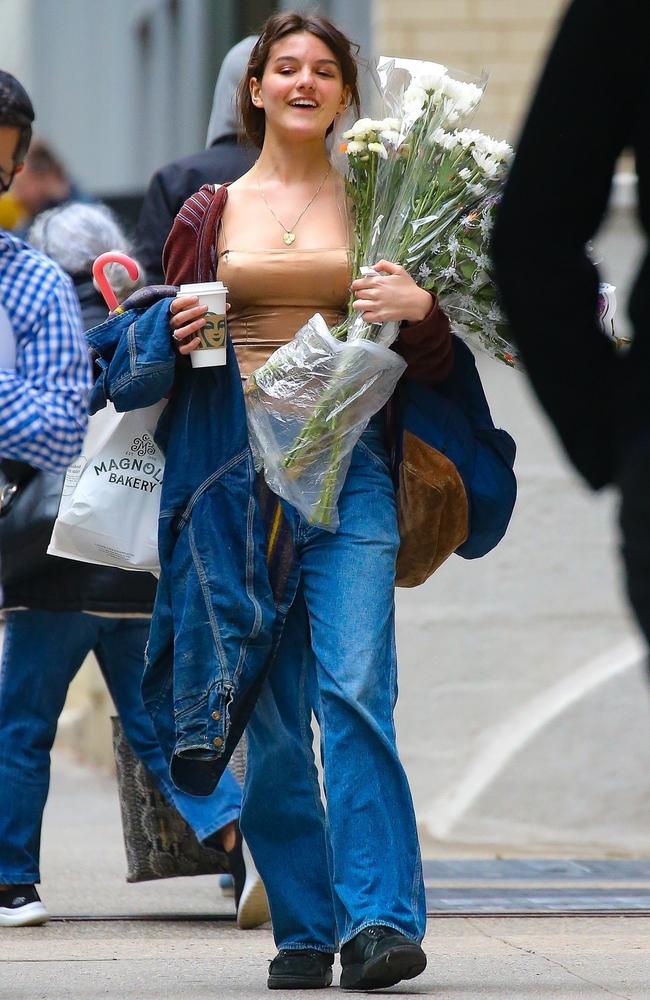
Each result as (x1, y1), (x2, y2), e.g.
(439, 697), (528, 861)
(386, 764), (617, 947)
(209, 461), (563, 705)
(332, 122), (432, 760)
(0, 610), (241, 884)
(240, 420), (426, 951)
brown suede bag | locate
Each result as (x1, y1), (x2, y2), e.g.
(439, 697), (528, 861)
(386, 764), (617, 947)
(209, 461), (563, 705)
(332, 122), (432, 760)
(395, 430), (469, 587)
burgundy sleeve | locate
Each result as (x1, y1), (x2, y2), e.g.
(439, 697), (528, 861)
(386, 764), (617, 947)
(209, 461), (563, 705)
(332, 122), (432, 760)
(393, 293), (453, 384)
(162, 185), (216, 286)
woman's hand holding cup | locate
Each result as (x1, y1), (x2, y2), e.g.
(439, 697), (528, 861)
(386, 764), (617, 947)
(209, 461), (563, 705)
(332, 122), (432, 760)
(170, 284), (230, 367)
(170, 294), (213, 355)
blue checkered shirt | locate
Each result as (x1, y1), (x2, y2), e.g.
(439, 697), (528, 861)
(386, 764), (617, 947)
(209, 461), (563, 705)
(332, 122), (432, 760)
(0, 232), (91, 472)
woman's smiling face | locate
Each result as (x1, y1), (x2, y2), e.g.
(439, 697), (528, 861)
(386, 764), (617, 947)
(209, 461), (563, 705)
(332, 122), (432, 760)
(250, 31), (349, 143)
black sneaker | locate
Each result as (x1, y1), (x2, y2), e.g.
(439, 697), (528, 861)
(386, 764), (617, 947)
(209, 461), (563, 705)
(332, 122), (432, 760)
(268, 949), (335, 990)
(340, 925), (426, 991)
(0, 884), (48, 927)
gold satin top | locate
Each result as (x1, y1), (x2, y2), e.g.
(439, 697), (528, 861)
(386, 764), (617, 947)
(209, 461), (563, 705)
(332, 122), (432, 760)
(217, 246), (351, 378)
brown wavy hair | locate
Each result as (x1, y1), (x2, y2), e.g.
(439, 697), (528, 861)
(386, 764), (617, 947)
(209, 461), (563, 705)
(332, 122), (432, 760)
(237, 12), (361, 149)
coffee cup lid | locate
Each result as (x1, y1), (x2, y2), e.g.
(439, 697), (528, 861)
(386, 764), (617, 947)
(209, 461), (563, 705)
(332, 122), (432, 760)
(179, 281), (227, 294)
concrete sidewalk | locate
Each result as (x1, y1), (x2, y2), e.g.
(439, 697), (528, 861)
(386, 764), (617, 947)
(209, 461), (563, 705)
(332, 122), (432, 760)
(1, 753), (649, 999)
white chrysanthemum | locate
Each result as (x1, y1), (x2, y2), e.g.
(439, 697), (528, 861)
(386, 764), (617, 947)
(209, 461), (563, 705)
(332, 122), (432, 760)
(368, 141), (388, 159)
(380, 129), (401, 146)
(382, 117), (401, 131)
(455, 128), (485, 150)
(472, 150), (502, 179)
(442, 78), (483, 117)
(459, 167), (473, 181)
(348, 128), (369, 141)
(431, 127), (459, 151)
(344, 117), (381, 141)
(403, 83), (427, 117)
(479, 216), (492, 237)
(491, 139), (514, 162)
(475, 135), (513, 162)
(468, 182), (487, 196)
(475, 136), (498, 156)
(413, 63), (448, 91)
(346, 140), (368, 155)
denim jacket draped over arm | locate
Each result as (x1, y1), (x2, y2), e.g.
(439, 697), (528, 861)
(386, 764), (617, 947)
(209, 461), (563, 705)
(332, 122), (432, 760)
(86, 297), (298, 796)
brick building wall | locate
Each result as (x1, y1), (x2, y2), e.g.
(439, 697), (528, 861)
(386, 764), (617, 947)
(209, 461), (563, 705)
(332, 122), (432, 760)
(374, 0), (569, 141)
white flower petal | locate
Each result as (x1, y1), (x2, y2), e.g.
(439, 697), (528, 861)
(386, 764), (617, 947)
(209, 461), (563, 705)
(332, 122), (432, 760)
(414, 63), (448, 91)
(379, 129), (401, 146)
(368, 141), (388, 159)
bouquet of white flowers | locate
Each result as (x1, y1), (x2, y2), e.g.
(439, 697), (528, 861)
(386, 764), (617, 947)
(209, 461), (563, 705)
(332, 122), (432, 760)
(245, 56), (515, 528)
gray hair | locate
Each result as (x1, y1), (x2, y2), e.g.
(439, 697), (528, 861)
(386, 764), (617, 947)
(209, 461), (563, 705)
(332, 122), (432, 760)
(28, 201), (143, 301)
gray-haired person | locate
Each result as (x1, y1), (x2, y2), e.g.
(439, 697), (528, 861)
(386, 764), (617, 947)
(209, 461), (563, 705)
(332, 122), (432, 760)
(29, 201), (141, 327)
(0, 200), (268, 929)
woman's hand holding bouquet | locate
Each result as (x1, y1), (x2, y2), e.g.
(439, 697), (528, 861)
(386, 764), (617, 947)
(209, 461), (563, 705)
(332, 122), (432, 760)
(351, 261), (433, 325)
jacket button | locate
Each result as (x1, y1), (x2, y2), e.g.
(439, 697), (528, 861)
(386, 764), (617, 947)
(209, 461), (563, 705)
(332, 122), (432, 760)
(213, 736), (223, 748)
(211, 710), (221, 721)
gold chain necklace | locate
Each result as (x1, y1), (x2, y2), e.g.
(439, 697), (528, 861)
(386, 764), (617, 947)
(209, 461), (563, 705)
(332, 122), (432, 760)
(255, 166), (332, 246)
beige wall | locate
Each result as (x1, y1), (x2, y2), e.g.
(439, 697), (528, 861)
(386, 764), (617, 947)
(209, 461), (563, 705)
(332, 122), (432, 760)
(374, 0), (569, 140)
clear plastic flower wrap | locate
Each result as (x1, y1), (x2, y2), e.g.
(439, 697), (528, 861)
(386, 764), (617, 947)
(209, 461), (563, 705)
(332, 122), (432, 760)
(246, 55), (516, 528)
(246, 313), (406, 529)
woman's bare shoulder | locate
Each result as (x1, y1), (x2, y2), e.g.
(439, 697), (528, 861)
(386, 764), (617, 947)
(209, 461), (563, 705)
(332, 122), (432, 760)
(225, 171), (258, 199)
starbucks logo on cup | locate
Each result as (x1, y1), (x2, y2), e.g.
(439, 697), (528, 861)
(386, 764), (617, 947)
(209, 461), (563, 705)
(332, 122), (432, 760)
(199, 312), (226, 350)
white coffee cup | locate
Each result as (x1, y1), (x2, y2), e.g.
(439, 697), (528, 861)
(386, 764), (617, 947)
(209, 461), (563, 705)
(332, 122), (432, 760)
(179, 281), (228, 368)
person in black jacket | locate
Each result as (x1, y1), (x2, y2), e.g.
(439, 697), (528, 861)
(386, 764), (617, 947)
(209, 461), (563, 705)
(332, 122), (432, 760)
(491, 0), (650, 645)
(0, 202), (261, 929)
(135, 36), (257, 284)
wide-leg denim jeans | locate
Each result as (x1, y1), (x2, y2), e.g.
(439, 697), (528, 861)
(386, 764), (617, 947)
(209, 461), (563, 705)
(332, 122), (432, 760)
(0, 610), (241, 884)
(240, 420), (426, 951)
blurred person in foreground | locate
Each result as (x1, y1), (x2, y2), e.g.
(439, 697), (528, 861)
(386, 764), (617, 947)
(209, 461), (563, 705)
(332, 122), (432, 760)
(136, 36), (257, 284)
(491, 0), (650, 645)
(0, 200), (267, 929)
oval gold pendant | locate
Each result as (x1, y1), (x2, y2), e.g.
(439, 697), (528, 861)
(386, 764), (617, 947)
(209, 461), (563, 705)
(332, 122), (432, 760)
(283, 231), (296, 246)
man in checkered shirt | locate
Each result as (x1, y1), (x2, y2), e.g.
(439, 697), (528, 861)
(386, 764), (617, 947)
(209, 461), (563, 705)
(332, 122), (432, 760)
(0, 72), (91, 927)
(0, 70), (90, 473)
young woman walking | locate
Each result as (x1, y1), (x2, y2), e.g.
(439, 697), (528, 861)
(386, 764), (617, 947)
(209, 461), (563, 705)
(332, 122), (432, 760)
(166, 12), (452, 990)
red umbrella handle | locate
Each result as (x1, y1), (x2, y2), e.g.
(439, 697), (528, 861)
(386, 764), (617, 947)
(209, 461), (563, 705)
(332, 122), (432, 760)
(92, 251), (140, 312)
